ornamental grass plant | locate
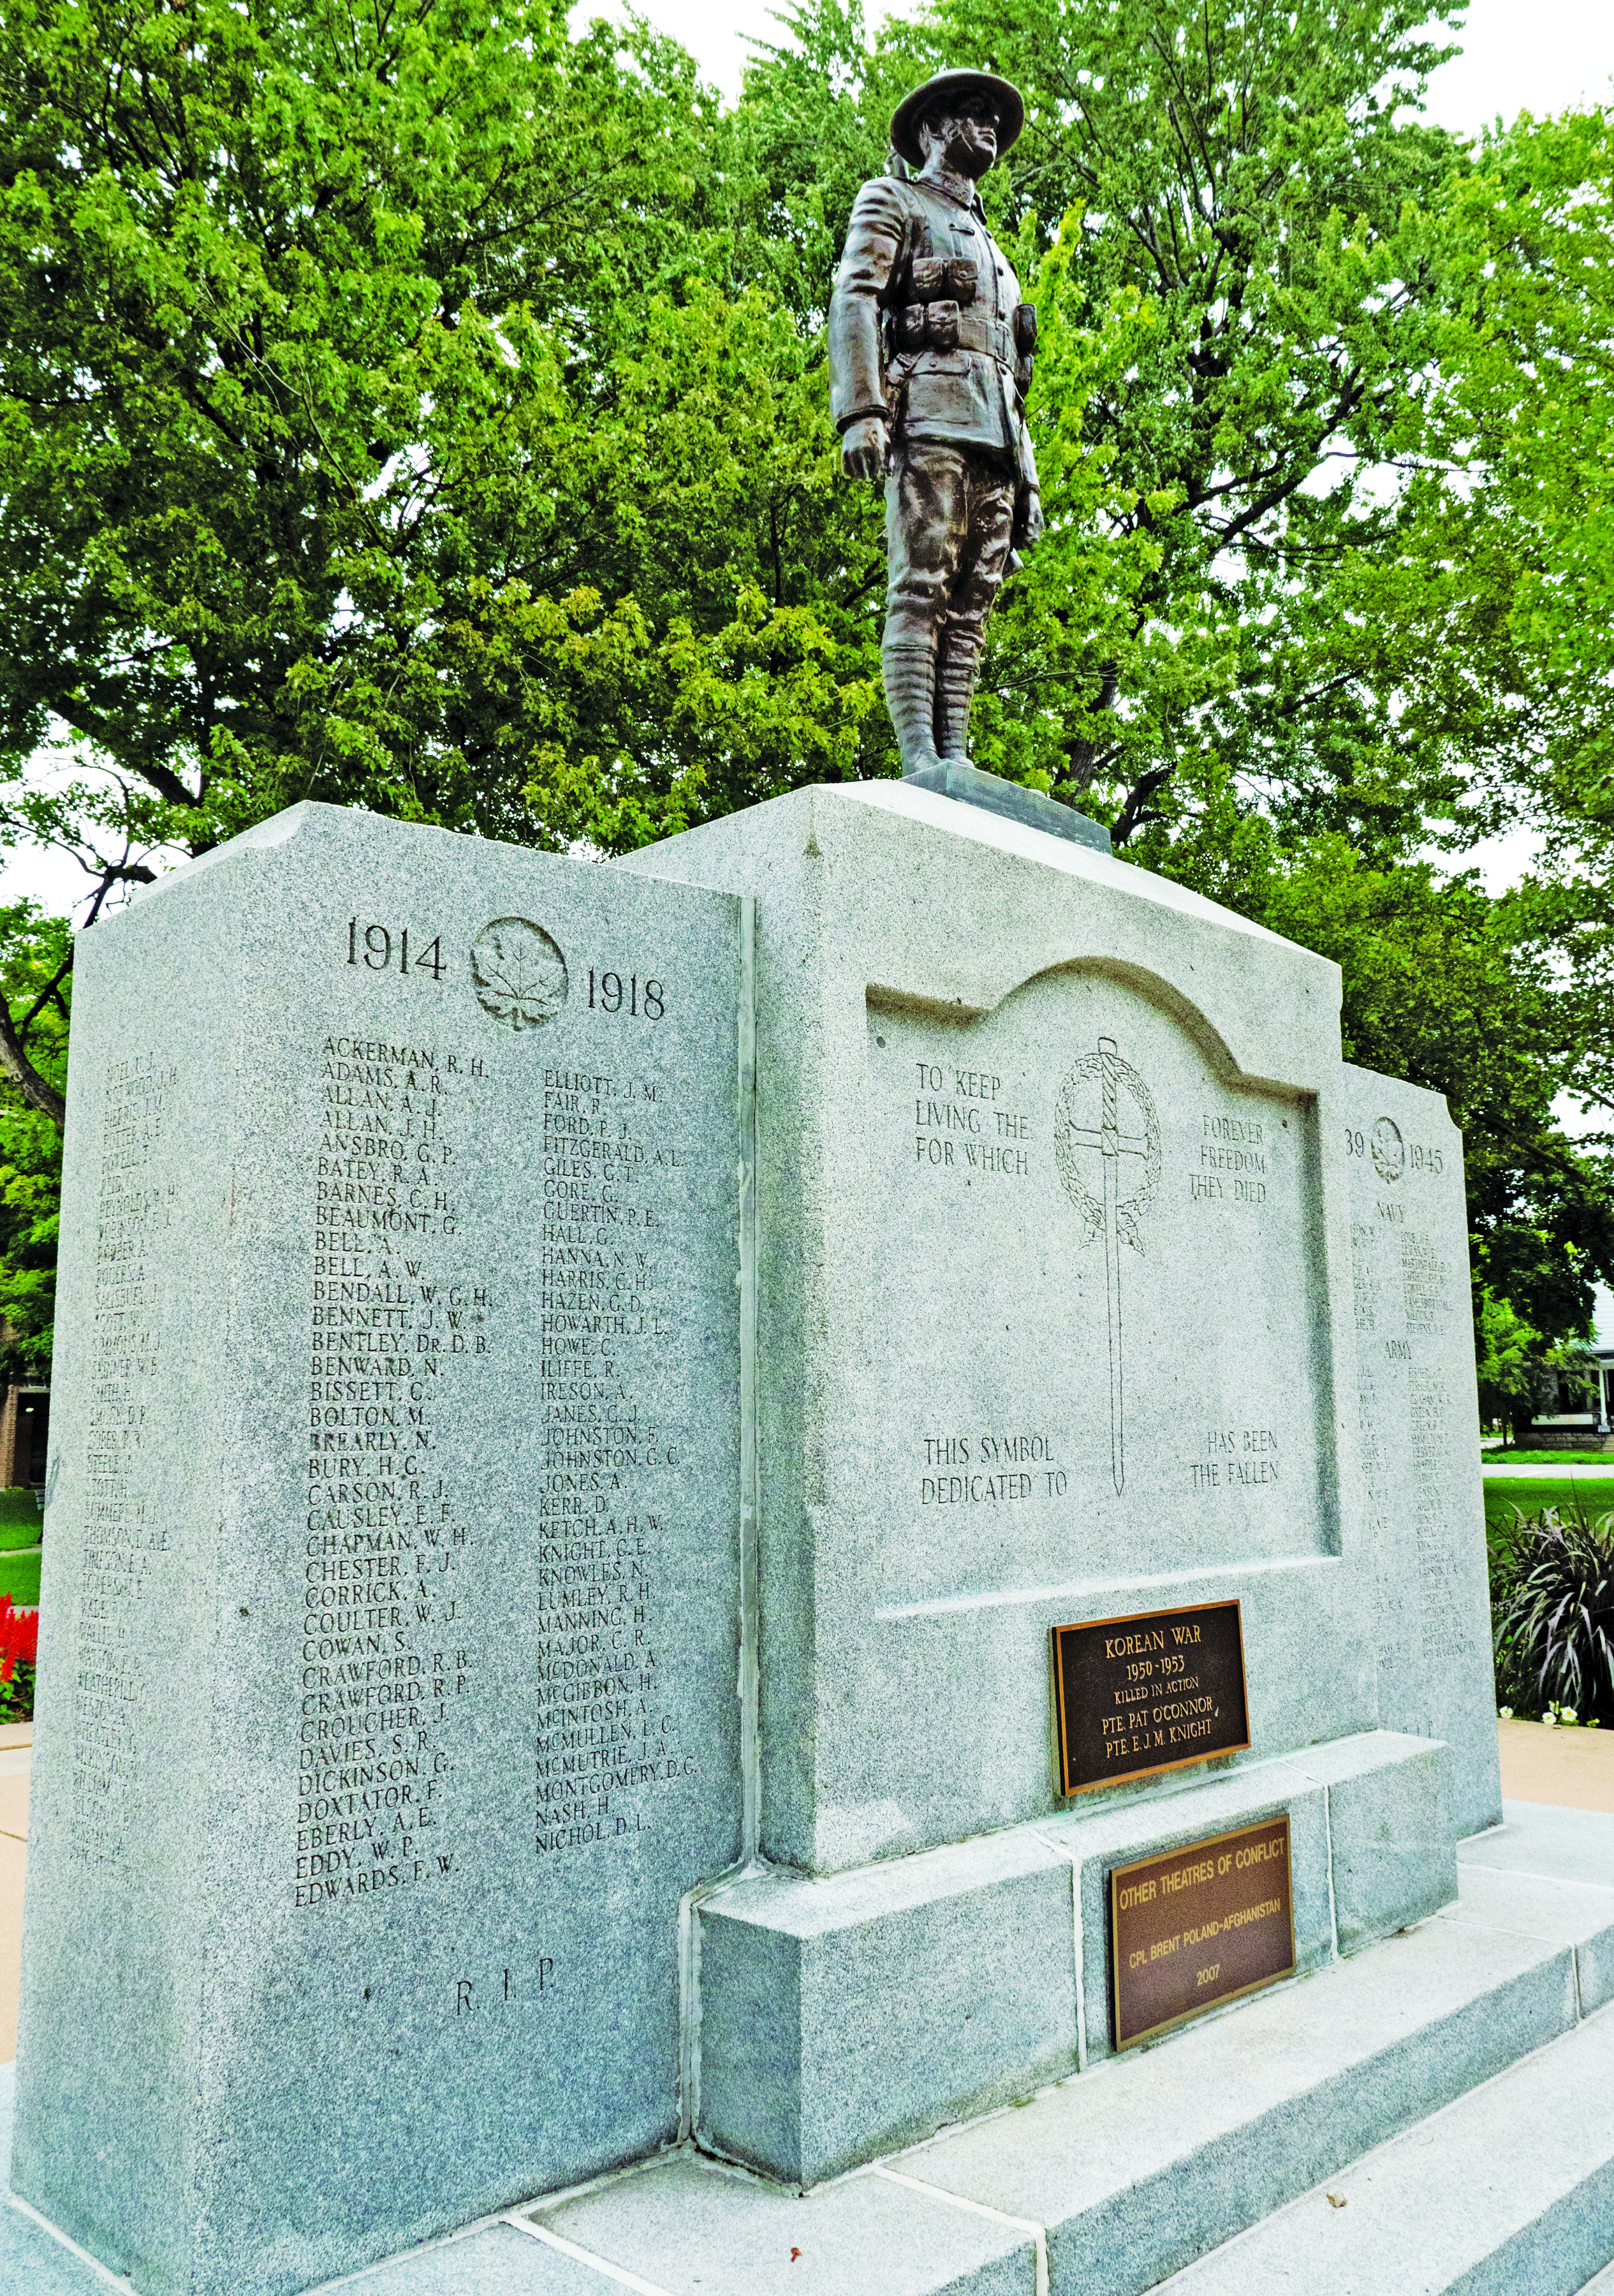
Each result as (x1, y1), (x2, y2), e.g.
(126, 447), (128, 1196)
(1493, 1505), (1614, 1726)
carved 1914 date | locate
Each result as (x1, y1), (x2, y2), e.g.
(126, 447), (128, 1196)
(346, 920), (447, 978)
(1051, 1599), (1250, 1795)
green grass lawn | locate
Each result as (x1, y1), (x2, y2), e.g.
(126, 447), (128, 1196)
(0, 1547), (41, 1606)
(1483, 1473), (1614, 1548)
(1483, 1448), (1614, 1466)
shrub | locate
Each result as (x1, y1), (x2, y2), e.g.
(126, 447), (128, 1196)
(0, 1595), (37, 1720)
(0, 1659), (34, 1723)
(1493, 1506), (1614, 1726)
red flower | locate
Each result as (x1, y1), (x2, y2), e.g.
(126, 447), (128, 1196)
(0, 1596), (38, 1683)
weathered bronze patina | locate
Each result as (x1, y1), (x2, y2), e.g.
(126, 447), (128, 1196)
(1051, 1600), (1251, 1796)
(1110, 1814), (1295, 2050)
(829, 68), (1043, 777)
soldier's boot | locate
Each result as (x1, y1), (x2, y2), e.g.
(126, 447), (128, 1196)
(883, 639), (943, 776)
(935, 626), (985, 765)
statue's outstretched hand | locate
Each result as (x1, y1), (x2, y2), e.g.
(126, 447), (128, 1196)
(841, 416), (891, 483)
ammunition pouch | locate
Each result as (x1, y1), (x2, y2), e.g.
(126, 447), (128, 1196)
(911, 255), (977, 305)
(893, 304), (1018, 363)
(894, 254), (981, 353)
(1013, 302), (1038, 356)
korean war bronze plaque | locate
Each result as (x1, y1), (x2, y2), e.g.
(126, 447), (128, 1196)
(1111, 1815), (1294, 2050)
(1052, 1600), (1250, 1795)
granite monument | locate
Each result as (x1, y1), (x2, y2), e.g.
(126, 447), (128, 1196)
(14, 806), (746, 2292)
(14, 775), (1505, 2281)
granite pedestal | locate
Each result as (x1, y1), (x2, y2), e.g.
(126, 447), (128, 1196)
(623, 779), (1499, 2178)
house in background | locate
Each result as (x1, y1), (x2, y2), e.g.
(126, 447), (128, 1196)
(1520, 1347), (1614, 1451)
(0, 1381), (48, 1487)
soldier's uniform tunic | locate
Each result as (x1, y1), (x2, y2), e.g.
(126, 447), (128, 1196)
(829, 168), (1039, 768)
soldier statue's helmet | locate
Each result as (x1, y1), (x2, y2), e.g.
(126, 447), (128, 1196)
(888, 68), (1025, 168)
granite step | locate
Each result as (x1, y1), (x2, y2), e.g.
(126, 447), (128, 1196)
(1152, 1999), (1614, 2295)
(494, 1857), (1614, 2296)
(832, 1871), (1610, 2296)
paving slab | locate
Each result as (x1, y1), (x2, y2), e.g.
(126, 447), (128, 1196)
(1498, 1720), (1614, 1814)
(1437, 1863), (1614, 2014)
(879, 1909), (1578, 2296)
(531, 2151), (1038, 2296)
(1460, 1801), (1614, 1890)
(0, 2197), (124, 2296)
(1153, 1999), (1614, 2294)
(316, 2223), (603, 2294)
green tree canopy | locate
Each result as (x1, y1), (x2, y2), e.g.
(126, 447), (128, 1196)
(0, 0), (883, 867)
(0, 0), (1609, 1370)
(0, 903), (68, 1381)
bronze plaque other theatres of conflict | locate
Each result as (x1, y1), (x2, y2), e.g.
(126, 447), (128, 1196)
(1110, 1814), (1295, 2050)
(1050, 1600), (1250, 1797)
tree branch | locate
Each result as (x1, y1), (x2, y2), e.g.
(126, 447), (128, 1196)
(0, 1002), (65, 1128)
(14, 949), (75, 1050)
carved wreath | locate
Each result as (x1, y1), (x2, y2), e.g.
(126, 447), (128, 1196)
(1053, 1045), (1162, 1253)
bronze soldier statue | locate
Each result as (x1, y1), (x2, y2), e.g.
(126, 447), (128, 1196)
(830, 68), (1042, 779)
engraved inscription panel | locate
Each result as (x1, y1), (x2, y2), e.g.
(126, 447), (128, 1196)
(299, 1033), (702, 1906)
(1344, 1064), (1497, 1832)
(869, 968), (1335, 1608)
(70, 1057), (182, 1868)
(29, 816), (744, 2284)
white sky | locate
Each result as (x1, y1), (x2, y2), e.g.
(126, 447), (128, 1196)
(630, 0), (1613, 114)
(7, 0), (1608, 922)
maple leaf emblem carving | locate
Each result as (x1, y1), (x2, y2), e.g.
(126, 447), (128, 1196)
(470, 917), (568, 1029)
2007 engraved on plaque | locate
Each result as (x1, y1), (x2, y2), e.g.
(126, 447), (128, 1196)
(1051, 1600), (1250, 1795)
(1111, 1814), (1294, 2049)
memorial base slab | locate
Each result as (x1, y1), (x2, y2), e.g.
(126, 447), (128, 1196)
(692, 1728), (1453, 2186)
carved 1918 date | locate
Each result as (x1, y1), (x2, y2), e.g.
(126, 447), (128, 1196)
(1051, 1599), (1250, 1796)
(1110, 1814), (1293, 2049)
(587, 970), (664, 1019)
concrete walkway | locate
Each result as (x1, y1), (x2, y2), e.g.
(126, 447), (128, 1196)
(1500, 1715), (1614, 1814)
(1482, 1462), (1614, 1478)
